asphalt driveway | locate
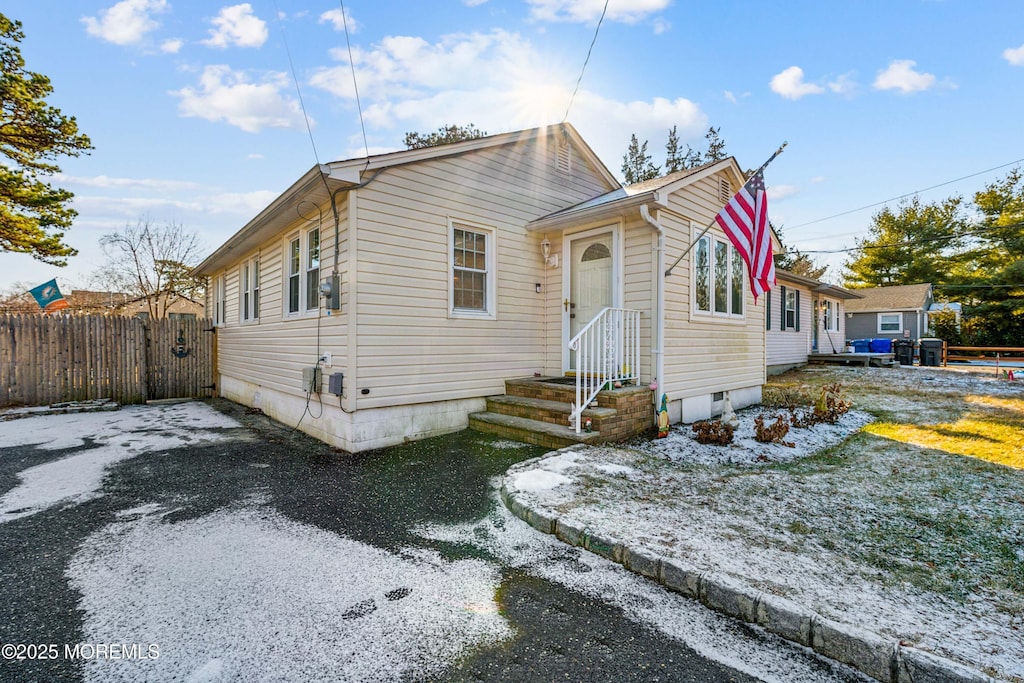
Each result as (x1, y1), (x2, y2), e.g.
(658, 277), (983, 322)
(0, 399), (869, 682)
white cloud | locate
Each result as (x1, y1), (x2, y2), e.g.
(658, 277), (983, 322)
(873, 59), (936, 93)
(171, 65), (308, 133)
(310, 28), (705, 171)
(54, 173), (203, 192)
(527, 0), (672, 24)
(463, 0), (489, 6)
(767, 184), (799, 201)
(201, 4), (268, 49)
(769, 66), (825, 100)
(81, 0), (168, 46)
(319, 8), (358, 33)
(160, 38), (183, 54)
(1003, 44), (1024, 66)
(827, 72), (857, 96)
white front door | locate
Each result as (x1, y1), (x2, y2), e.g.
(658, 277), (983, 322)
(565, 230), (615, 373)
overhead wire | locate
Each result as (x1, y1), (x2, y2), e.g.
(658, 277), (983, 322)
(787, 157), (1024, 231)
(271, 0), (321, 166)
(786, 219), (1024, 256)
(562, 0), (610, 123)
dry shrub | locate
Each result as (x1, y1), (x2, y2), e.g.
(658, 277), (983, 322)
(692, 420), (734, 445)
(789, 382), (852, 428)
(755, 413), (794, 447)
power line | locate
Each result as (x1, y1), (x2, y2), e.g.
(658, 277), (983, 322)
(562, 0), (609, 123)
(338, 0), (369, 161)
(788, 157), (1024, 230)
(783, 219), (1024, 256)
(272, 0), (320, 165)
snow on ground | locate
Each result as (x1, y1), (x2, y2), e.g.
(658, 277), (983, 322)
(501, 369), (1024, 681)
(67, 502), (511, 683)
(0, 402), (241, 523)
(415, 491), (869, 683)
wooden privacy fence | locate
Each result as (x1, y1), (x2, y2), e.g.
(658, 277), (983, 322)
(0, 315), (214, 408)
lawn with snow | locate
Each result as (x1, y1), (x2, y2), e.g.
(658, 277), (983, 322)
(504, 366), (1024, 681)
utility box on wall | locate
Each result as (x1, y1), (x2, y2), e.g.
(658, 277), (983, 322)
(302, 366), (322, 392)
(328, 372), (344, 396)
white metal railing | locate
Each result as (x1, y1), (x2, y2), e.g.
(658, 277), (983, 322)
(567, 307), (641, 433)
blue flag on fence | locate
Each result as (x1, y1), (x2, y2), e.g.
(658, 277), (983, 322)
(28, 279), (69, 313)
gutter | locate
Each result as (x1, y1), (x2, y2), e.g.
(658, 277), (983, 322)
(639, 205), (666, 412)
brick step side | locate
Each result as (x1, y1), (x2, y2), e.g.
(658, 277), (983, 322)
(504, 378), (578, 403)
(468, 412), (603, 450)
(485, 394), (616, 429)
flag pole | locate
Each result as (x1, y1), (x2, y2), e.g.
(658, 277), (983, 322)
(664, 141), (788, 277)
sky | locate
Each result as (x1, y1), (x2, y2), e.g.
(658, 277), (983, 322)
(2, 0), (1023, 294)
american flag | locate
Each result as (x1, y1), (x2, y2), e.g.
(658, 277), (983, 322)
(714, 170), (776, 301)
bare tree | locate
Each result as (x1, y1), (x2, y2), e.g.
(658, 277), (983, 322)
(94, 218), (204, 319)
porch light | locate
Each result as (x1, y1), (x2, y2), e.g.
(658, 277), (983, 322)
(540, 235), (559, 268)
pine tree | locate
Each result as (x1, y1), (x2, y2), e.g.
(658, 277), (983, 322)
(403, 123), (487, 149)
(0, 12), (92, 265)
(621, 134), (660, 184)
(843, 196), (966, 288)
(664, 126), (682, 173)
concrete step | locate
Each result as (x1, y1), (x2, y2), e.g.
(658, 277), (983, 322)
(468, 411), (603, 449)
(485, 394), (616, 428)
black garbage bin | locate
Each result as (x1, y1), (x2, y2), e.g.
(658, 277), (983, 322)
(894, 339), (914, 365)
(919, 338), (944, 367)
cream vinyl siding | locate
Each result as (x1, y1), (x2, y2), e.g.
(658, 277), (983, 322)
(622, 217), (655, 383)
(216, 200), (350, 399)
(352, 132), (613, 409)
(660, 171), (766, 399)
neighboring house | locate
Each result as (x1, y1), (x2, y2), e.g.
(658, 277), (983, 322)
(195, 123), (771, 453)
(0, 289), (204, 319)
(766, 270), (861, 375)
(844, 283), (934, 341)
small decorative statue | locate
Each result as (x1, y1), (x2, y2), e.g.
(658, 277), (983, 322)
(656, 394), (670, 438)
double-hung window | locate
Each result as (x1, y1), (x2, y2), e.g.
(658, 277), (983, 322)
(450, 221), (496, 318)
(824, 300), (837, 331)
(240, 256), (259, 322)
(213, 275), (226, 326)
(287, 236), (301, 314)
(879, 313), (901, 333)
(284, 228), (321, 317)
(693, 229), (744, 318)
(306, 228), (320, 312)
(785, 289), (797, 329)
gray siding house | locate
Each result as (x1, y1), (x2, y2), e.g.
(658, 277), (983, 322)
(844, 283), (933, 341)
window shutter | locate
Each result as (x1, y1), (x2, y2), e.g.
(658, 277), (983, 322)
(766, 289), (771, 330)
(780, 286), (786, 329)
(795, 291), (801, 331)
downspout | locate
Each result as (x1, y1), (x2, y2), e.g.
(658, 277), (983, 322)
(639, 204), (665, 412)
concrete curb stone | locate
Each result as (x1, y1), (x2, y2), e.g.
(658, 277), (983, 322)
(500, 479), (998, 683)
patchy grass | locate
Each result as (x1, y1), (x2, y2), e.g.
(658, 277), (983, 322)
(510, 365), (1024, 680)
(864, 396), (1024, 469)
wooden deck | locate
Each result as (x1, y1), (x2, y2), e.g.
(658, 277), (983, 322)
(808, 352), (896, 368)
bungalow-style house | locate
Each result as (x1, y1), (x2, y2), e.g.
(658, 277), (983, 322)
(195, 123), (771, 452)
(844, 283), (934, 342)
(766, 269), (861, 375)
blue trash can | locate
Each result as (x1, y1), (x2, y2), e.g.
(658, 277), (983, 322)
(869, 338), (893, 353)
(851, 339), (870, 353)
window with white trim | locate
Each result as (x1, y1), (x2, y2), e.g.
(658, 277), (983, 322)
(693, 230), (744, 318)
(824, 299), (837, 331)
(306, 228), (320, 312)
(878, 313), (901, 333)
(450, 221), (495, 317)
(286, 236), (301, 314)
(240, 256), (259, 322)
(213, 275), (226, 326)
(785, 289), (797, 329)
